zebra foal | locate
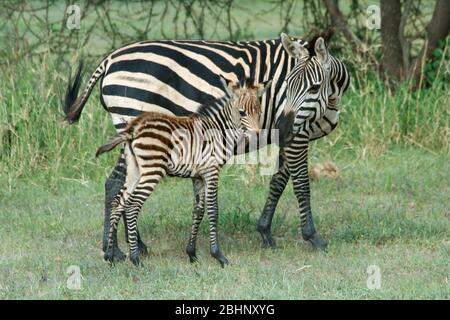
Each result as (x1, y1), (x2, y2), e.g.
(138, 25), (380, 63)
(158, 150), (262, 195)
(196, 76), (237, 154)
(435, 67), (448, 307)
(96, 79), (272, 266)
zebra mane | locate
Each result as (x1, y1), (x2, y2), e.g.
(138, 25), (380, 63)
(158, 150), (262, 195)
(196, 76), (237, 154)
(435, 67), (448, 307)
(303, 28), (335, 57)
(194, 94), (232, 118)
(194, 77), (256, 118)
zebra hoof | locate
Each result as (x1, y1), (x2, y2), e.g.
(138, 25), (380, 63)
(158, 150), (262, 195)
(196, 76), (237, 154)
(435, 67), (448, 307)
(104, 247), (126, 263)
(186, 244), (198, 263)
(189, 255), (198, 264)
(104, 251), (117, 265)
(130, 254), (141, 266)
(104, 252), (114, 264)
(257, 227), (277, 249)
(306, 232), (328, 250)
(261, 234), (277, 249)
(138, 242), (148, 257)
(103, 244), (127, 262)
(113, 249), (127, 262)
(211, 251), (229, 268)
(262, 238), (277, 249)
(218, 256), (229, 268)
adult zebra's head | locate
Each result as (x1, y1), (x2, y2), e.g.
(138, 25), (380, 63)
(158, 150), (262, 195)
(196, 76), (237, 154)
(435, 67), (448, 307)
(280, 33), (332, 132)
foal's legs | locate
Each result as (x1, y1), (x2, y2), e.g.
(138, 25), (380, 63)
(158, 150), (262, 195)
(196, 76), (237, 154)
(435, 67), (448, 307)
(203, 170), (228, 267)
(104, 149), (149, 264)
(123, 173), (165, 266)
(186, 177), (205, 263)
(103, 149), (147, 260)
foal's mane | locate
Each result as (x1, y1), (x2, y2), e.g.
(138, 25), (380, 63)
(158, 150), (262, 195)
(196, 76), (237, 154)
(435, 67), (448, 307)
(195, 77), (256, 117)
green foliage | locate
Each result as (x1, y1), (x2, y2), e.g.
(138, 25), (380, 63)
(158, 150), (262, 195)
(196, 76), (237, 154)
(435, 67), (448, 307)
(424, 37), (450, 87)
(0, 55), (117, 190)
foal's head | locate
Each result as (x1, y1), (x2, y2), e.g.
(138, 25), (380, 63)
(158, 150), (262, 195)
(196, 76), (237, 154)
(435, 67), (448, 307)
(222, 78), (272, 134)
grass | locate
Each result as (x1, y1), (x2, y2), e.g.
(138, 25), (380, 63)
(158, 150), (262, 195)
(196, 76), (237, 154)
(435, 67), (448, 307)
(0, 147), (449, 299)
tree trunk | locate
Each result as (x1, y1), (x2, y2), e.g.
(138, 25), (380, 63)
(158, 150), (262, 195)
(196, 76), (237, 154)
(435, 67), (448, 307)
(323, 0), (366, 53)
(410, 0), (450, 89)
(323, 0), (379, 68)
(380, 0), (404, 81)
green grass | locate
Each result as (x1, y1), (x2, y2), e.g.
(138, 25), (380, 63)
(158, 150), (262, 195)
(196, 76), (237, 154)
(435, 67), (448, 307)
(1, 147), (449, 299)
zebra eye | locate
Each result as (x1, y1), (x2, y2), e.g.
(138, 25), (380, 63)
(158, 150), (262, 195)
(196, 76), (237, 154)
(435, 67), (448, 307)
(309, 84), (321, 93)
(239, 110), (247, 117)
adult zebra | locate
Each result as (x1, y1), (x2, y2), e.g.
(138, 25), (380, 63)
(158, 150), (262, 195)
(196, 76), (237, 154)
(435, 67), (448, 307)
(63, 31), (349, 261)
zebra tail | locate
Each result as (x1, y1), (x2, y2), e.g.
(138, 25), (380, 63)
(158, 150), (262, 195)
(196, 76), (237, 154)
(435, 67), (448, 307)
(96, 132), (132, 158)
(63, 59), (107, 124)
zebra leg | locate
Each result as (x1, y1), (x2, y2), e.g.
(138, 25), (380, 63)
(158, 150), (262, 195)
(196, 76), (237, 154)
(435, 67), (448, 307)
(186, 177), (205, 263)
(285, 139), (328, 249)
(103, 150), (148, 260)
(124, 202), (144, 267)
(124, 173), (165, 266)
(123, 213), (148, 257)
(204, 172), (229, 268)
(104, 196), (124, 264)
(257, 152), (290, 249)
(103, 152), (127, 261)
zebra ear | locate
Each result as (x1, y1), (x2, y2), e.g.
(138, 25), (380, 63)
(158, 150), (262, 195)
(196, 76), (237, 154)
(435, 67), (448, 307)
(314, 37), (329, 64)
(256, 79), (272, 97)
(281, 33), (309, 59)
(219, 76), (236, 97)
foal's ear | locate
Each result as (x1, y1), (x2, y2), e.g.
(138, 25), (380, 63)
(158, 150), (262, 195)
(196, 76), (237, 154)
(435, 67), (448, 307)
(219, 76), (238, 96)
(256, 79), (273, 98)
(281, 33), (309, 59)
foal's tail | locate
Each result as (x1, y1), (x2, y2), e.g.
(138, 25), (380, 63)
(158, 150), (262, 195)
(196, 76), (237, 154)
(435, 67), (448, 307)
(95, 131), (133, 158)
